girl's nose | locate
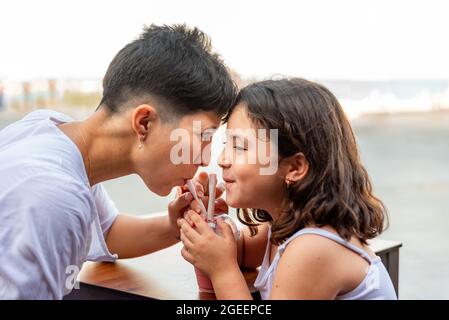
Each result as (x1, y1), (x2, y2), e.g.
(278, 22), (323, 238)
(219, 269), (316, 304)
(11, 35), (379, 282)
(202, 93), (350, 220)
(218, 148), (231, 169)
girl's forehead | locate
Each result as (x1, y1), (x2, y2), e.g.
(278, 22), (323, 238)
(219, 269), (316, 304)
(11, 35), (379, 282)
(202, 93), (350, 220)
(227, 105), (252, 128)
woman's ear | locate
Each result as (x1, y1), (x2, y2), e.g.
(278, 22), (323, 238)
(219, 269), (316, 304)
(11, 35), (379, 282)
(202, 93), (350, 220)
(131, 104), (158, 142)
(285, 152), (309, 183)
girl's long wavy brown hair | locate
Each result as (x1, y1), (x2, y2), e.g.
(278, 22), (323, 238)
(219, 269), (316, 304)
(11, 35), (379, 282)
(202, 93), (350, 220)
(224, 78), (388, 245)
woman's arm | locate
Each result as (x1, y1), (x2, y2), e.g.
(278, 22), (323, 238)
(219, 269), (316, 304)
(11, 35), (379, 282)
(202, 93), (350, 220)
(105, 214), (179, 259)
(106, 190), (195, 258)
(106, 174), (225, 259)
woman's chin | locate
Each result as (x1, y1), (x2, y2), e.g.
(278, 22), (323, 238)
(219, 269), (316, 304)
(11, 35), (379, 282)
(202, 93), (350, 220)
(145, 181), (172, 197)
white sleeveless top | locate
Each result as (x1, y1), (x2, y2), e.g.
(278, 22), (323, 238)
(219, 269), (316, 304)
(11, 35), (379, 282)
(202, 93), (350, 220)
(254, 227), (397, 300)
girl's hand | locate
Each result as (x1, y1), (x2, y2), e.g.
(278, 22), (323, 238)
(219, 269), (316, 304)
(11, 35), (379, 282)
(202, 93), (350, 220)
(178, 210), (239, 279)
(181, 197), (228, 228)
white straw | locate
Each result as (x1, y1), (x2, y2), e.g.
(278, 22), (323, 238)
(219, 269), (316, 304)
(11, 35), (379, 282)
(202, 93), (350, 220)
(207, 174), (217, 222)
(186, 179), (207, 217)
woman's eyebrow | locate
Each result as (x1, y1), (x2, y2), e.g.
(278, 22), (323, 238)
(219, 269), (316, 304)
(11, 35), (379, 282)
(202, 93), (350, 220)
(203, 125), (218, 131)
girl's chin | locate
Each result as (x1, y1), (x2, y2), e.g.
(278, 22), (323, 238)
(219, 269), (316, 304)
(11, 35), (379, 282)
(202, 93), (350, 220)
(226, 194), (249, 210)
(225, 193), (238, 208)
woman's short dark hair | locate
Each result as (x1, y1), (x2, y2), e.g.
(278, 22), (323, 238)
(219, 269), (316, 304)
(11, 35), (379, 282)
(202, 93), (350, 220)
(99, 24), (237, 120)
(225, 78), (388, 245)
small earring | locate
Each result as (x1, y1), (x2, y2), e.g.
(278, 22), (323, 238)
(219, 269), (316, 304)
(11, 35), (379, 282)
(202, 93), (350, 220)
(286, 179), (291, 188)
(138, 136), (144, 149)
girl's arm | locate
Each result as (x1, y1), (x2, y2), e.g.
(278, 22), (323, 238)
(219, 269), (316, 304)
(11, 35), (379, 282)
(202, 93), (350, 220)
(237, 223), (269, 269)
(210, 262), (253, 300)
(179, 211), (254, 300)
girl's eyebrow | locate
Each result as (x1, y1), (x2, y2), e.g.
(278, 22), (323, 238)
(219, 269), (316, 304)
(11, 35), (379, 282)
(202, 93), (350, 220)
(226, 132), (243, 139)
(226, 133), (249, 146)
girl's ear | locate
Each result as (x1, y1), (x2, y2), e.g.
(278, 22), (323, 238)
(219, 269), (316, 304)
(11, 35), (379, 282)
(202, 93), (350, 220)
(285, 152), (309, 183)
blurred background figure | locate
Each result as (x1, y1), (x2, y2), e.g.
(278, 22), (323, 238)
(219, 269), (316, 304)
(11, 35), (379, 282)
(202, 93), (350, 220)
(48, 79), (57, 107)
(0, 81), (4, 112)
(22, 81), (31, 111)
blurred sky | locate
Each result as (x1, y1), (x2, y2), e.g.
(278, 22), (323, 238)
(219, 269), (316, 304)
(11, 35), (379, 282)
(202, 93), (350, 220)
(1, 0), (449, 81)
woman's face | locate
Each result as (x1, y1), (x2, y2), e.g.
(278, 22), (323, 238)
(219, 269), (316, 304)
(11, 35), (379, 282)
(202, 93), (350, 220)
(136, 111), (220, 196)
(218, 104), (287, 215)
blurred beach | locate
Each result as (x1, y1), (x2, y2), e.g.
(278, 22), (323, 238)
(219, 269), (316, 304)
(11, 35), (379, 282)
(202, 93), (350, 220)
(1, 80), (448, 299)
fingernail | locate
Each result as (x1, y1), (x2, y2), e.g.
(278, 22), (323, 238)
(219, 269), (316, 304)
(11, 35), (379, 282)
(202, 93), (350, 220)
(184, 192), (193, 201)
(198, 190), (204, 198)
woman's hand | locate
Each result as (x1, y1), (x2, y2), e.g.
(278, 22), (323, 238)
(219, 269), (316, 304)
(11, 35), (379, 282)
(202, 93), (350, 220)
(178, 210), (239, 279)
(167, 172), (226, 239)
(179, 171), (228, 226)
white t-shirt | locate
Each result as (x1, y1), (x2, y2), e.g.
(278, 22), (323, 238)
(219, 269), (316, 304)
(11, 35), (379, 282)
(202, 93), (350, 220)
(0, 109), (119, 299)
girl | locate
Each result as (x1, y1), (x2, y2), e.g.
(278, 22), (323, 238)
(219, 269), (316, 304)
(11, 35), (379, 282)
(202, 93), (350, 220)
(178, 78), (397, 300)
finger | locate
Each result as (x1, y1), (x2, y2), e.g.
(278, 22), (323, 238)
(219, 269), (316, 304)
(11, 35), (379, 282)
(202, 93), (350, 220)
(181, 216), (201, 242)
(180, 184), (190, 194)
(188, 211), (214, 235)
(216, 217), (235, 240)
(180, 229), (194, 248)
(169, 192), (193, 215)
(215, 182), (225, 199)
(183, 211), (195, 226)
(176, 186), (182, 197)
(177, 217), (188, 229)
(181, 246), (194, 265)
(195, 171), (209, 195)
(193, 179), (204, 198)
(185, 209), (201, 225)
(190, 199), (204, 216)
(214, 198), (229, 214)
(178, 213), (197, 228)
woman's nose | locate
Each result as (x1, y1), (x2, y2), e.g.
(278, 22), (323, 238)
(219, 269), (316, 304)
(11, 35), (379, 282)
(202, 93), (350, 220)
(199, 145), (211, 167)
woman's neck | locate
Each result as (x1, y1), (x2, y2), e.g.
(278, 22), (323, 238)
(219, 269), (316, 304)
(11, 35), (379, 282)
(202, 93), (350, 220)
(59, 109), (135, 186)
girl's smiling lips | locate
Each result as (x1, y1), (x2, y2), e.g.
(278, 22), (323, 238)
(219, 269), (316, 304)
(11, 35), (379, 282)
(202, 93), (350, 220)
(222, 177), (235, 183)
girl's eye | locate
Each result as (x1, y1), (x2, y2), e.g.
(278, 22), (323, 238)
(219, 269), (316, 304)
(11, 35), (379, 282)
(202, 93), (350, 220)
(223, 139), (247, 151)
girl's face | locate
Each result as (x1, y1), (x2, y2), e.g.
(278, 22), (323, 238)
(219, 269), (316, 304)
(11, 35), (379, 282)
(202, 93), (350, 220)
(218, 104), (287, 216)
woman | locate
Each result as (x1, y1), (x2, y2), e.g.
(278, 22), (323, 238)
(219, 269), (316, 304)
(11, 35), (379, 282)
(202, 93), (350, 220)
(0, 24), (236, 299)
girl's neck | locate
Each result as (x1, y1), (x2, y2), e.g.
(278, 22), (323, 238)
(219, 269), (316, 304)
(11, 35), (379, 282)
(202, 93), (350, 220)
(264, 200), (288, 222)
